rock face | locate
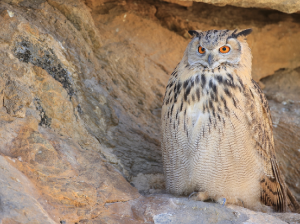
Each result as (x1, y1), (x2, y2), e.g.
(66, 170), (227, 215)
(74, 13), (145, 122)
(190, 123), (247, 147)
(0, 1), (140, 222)
(180, 0), (300, 14)
(0, 0), (299, 223)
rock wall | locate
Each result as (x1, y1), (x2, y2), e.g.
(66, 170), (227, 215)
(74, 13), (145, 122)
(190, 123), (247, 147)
(180, 0), (300, 14)
(0, 0), (140, 222)
(0, 0), (299, 223)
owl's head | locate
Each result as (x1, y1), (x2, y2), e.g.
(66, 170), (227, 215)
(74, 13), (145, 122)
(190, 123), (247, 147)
(186, 29), (252, 70)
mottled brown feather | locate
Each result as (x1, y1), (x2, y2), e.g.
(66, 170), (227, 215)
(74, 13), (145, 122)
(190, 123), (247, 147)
(250, 80), (299, 212)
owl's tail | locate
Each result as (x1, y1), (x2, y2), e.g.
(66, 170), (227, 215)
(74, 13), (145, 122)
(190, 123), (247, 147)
(287, 187), (300, 213)
(260, 158), (300, 213)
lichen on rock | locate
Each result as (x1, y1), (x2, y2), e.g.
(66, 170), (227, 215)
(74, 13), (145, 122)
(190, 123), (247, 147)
(33, 97), (52, 127)
(13, 36), (75, 96)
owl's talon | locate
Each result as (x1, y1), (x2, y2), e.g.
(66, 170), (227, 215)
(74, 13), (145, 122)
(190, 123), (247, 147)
(188, 191), (209, 201)
(188, 192), (197, 200)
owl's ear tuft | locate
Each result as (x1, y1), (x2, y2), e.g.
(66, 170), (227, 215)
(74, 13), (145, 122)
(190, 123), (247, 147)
(236, 29), (252, 37)
(230, 29), (252, 39)
(188, 30), (200, 37)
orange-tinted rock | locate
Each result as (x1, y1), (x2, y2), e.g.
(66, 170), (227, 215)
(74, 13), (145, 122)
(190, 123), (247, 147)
(0, 1), (140, 222)
(0, 155), (56, 223)
(3, 79), (32, 118)
(0, 114), (140, 222)
(181, 0), (300, 14)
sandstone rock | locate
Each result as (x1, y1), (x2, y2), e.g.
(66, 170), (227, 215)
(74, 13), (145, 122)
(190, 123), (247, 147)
(162, 0), (193, 7)
(0, 1), (140, 222)
(0, 155), (56, 223)
(3, 79), (32, 118)
(181, 0), (300, 14)
(0, 111), (140, 222)
(130, 173), (165, 194)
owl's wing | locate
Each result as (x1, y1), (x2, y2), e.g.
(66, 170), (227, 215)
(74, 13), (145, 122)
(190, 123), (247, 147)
(249, 80), (299, 212)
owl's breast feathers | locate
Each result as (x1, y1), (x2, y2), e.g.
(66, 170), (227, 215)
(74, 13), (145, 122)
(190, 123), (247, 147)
(163, 65), (245, 124)
(161, 65), (300, 212)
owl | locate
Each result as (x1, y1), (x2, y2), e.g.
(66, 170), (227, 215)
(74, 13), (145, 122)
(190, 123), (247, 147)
(161, 29), (300, 212)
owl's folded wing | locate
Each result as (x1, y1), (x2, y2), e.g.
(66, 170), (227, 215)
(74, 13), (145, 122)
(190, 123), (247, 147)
(249, 80), (299, 212)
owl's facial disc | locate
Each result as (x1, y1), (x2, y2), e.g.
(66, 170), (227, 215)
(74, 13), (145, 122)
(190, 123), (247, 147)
(187, 29), (251, 70)
(192, 39), (241, 69)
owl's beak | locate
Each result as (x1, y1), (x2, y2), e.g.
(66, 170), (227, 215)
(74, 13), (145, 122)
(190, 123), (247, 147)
(208, 54), (214, 67)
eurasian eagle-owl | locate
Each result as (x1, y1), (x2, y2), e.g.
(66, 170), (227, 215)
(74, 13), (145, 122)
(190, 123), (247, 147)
(161, 29), (299, 212)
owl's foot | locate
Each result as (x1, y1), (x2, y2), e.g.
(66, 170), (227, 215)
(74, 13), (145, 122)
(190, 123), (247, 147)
(188, 191), (209, 201)
(188, 192), (197, 200)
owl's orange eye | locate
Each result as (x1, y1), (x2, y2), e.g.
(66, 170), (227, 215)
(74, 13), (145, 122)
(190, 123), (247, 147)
(198, 46), (205, 54)
(219, 46), (230, 53)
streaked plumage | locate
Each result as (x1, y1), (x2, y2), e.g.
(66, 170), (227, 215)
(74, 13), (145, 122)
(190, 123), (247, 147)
(161, 29), (299, 212)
